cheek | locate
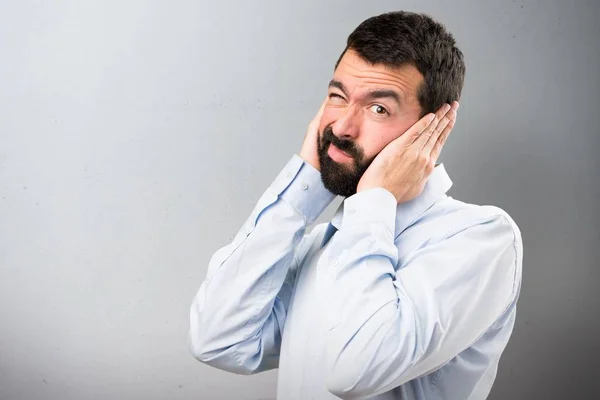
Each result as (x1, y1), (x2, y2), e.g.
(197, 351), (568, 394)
(359, 126), (399, 160)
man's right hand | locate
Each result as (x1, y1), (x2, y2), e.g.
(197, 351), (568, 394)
(299, 98), (327, 171)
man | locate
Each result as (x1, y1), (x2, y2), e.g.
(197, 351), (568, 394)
(189, 11), (522, 400)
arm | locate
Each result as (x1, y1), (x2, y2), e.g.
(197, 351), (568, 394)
(189, 155), (335, 374)
(322, 189), (522, 399)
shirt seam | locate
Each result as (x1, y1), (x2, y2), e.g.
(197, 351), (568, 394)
(279, 194), (311, 225)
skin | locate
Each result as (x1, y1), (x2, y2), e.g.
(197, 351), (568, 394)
(299, 49), (459, 204)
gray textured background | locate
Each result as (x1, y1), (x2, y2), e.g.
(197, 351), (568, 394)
(1, 0), (598, 399)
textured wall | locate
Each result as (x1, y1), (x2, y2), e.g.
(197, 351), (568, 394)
(1, 1), (598, 399)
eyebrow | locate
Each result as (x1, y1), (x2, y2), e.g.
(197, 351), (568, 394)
(328, 79), (348, 96)
(366, 89), (402, 105)
(328, 79), (402, 106)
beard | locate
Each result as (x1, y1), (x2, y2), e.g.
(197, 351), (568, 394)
(317, 126), (372, 197)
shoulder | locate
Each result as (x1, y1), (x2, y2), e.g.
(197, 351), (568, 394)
(424, 196), (521, 247)
(427, 196), (523, 293)
(407, 196), (523, 285)
(429, 197), (523, 310)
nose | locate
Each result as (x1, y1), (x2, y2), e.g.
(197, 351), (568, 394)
(331, 105), (361, 140)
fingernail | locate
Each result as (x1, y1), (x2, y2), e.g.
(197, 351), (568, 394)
(444, 103), (451, 112)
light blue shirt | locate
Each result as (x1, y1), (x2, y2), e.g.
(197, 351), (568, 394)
(190, 155), (523, 400)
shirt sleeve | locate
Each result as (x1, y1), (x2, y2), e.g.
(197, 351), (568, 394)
(189, 155), (335, 375)
(321, 188), (522, 399)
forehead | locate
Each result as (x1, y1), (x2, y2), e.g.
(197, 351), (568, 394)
(333, 49), (423, 102)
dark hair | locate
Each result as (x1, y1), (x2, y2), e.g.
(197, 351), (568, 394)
(335, 11), (465, 116)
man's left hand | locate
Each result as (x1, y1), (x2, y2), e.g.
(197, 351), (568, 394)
(357, 101), (459, 204)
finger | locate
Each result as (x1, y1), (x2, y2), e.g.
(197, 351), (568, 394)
(405, 112), (437, 145)
(308, 96), (329, 132)
(318, 96), (328, 114)
(423, 101), (458, 154)
(413, 103), (451, 148)
(315, 96), (328, 121)
(421, 102), (456, 150)
(431, 105), (458, 161)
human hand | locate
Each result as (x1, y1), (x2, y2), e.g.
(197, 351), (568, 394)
(356, 101), (459, 204)
(298, 98), (327, 171)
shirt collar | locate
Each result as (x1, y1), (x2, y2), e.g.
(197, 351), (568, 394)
(326, 164), (453, 241)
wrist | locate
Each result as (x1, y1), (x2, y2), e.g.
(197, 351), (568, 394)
(298, 153), (320, 171)
(358, 184), (397, 201)
(342, 188), (397, 233)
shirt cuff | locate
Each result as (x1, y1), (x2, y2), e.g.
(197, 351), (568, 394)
(271, 155), (336, 225)
(341, 188), (397, 234)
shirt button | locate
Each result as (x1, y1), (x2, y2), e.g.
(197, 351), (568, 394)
(301, 183), (309, 190)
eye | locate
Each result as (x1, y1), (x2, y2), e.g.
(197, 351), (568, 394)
(369, 104), (389, 115)
(328, 93), (346, 102)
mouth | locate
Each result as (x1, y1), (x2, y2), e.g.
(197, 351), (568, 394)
(327, 143), (354, 163)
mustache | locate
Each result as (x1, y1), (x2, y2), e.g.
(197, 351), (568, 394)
(321, 126), (360, 158)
